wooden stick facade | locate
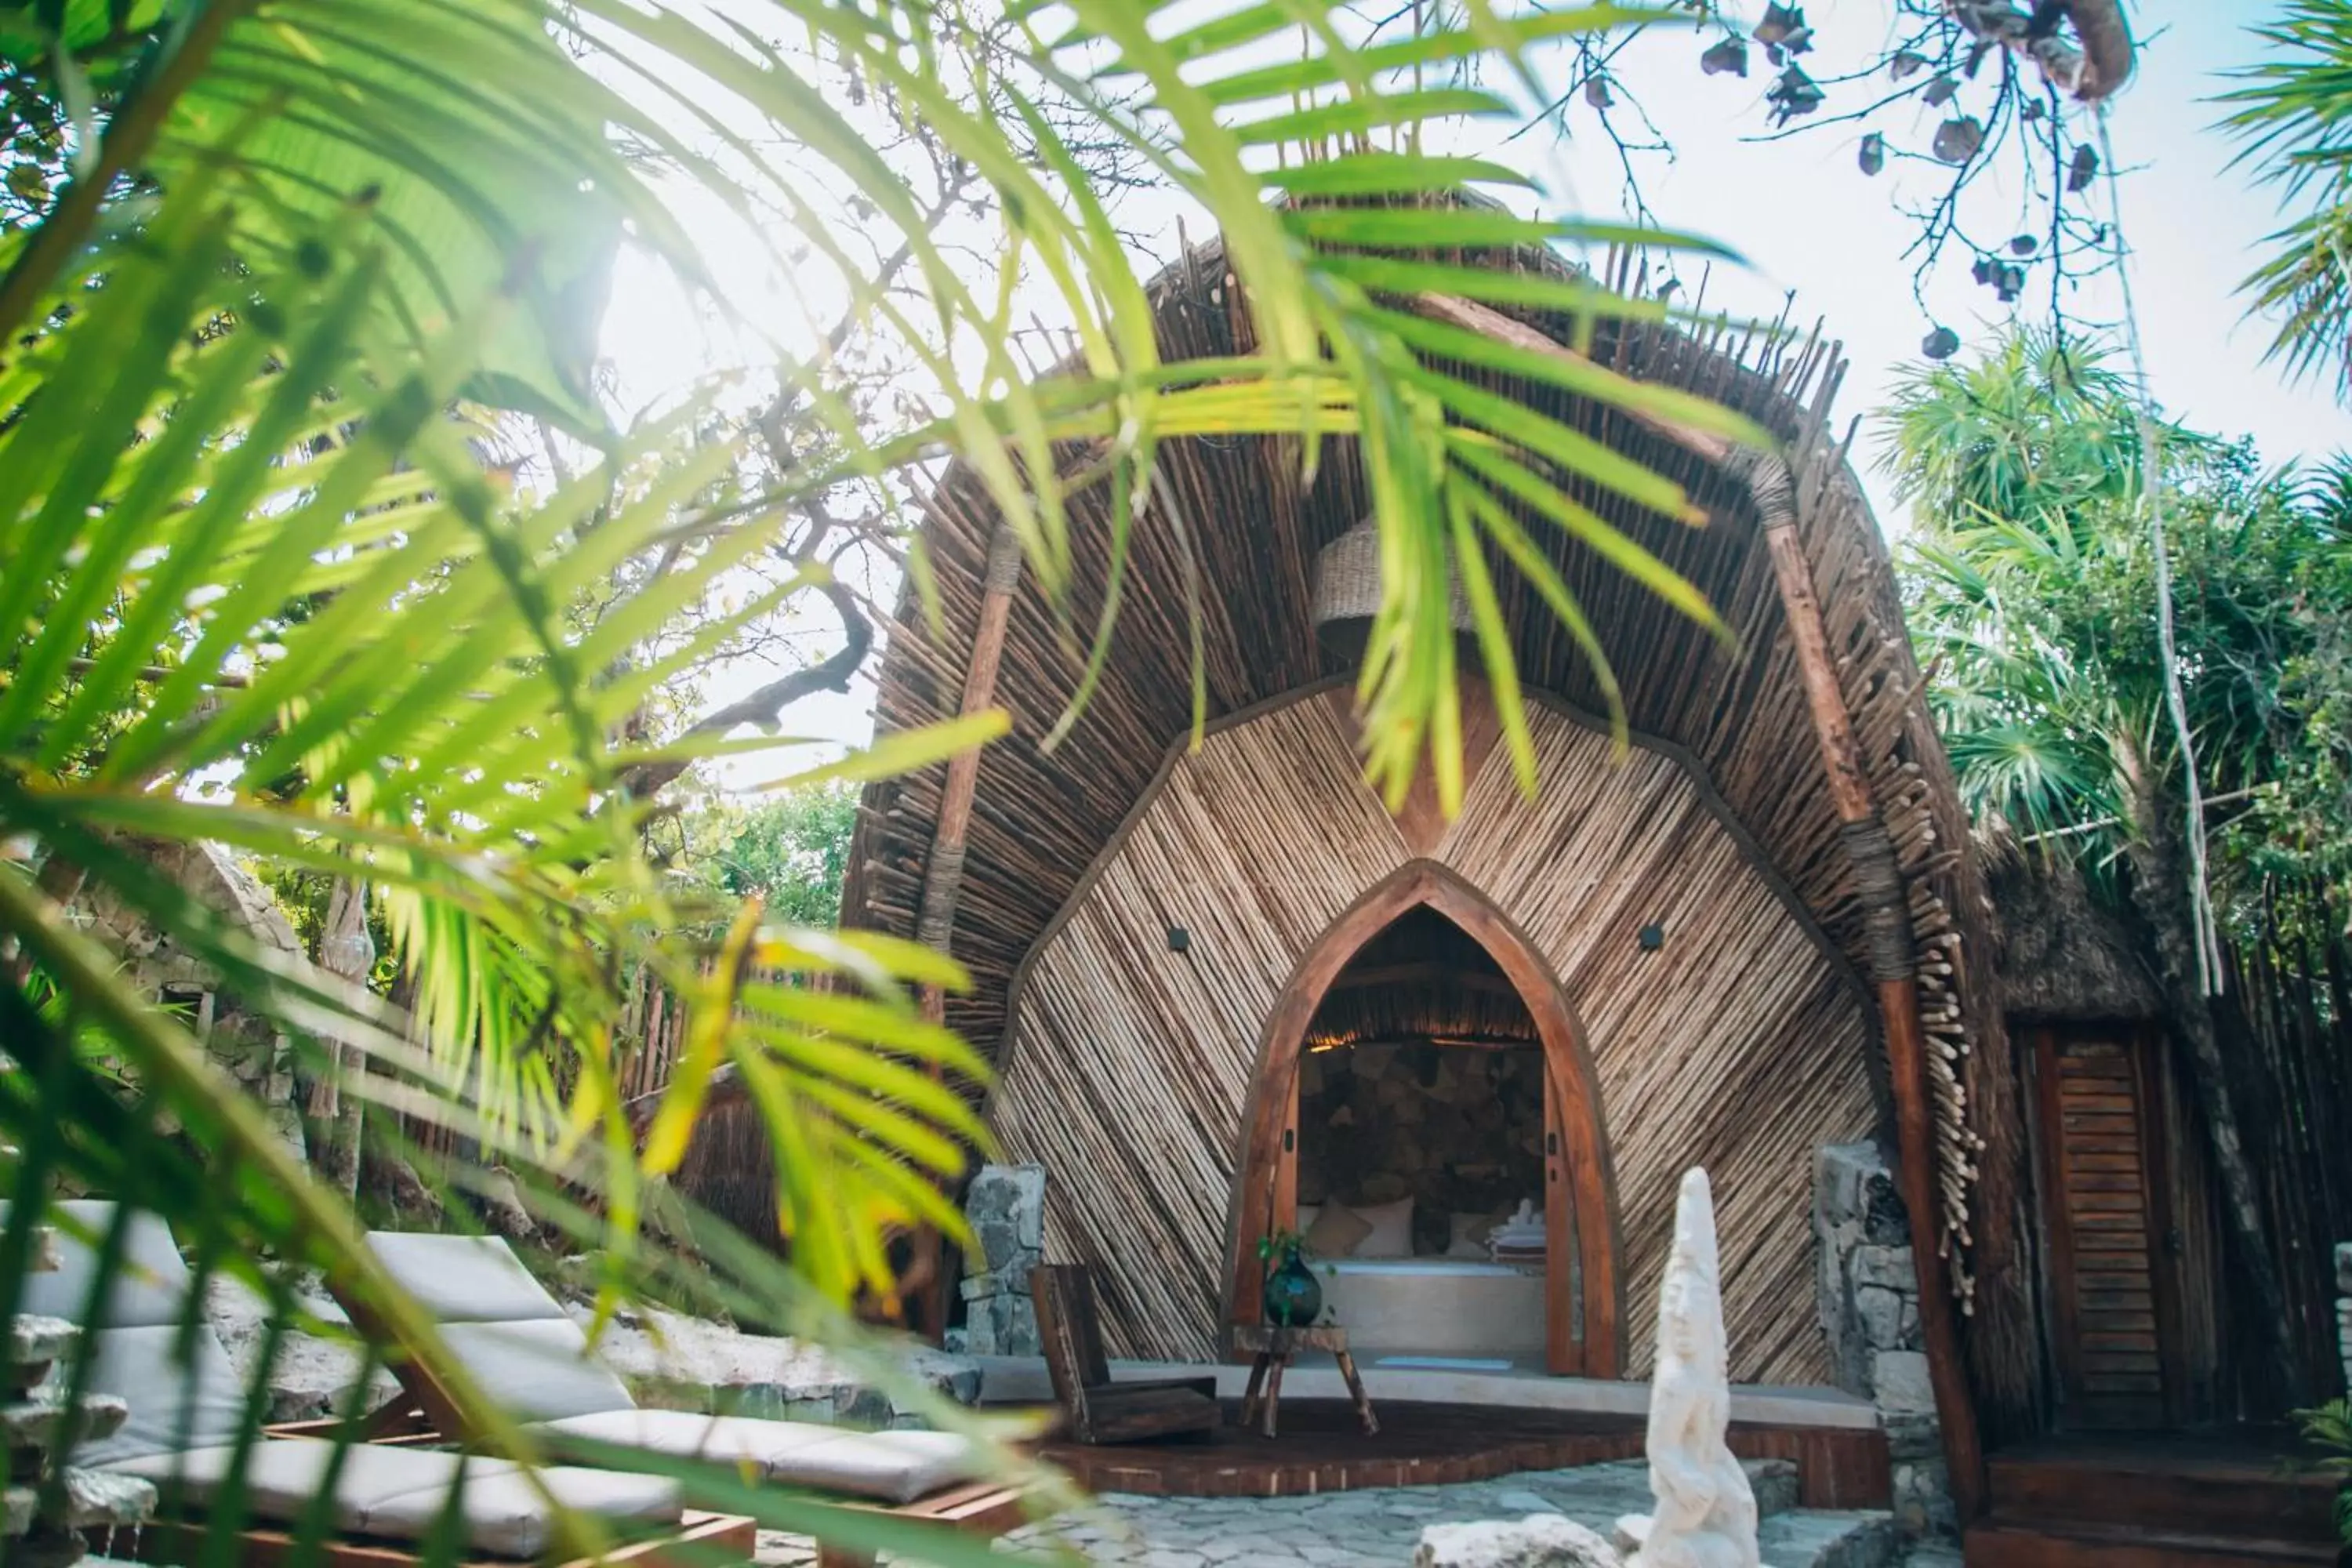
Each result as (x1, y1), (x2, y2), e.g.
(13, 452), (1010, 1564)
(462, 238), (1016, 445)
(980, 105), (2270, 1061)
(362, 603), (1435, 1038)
(753, 238), (2033, 1471)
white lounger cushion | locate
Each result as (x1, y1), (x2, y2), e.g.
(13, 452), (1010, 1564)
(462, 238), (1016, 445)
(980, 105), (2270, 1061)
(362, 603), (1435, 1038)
(67, 1323), (252, 1468)
(364, 1232), (638, 1423)
(102, 1437), (681, 1559)
(533, 1410), (984, 1504)
(434, 1319), (638, 1424)
(366, 1232), (568, 1325)
(9, 1199), (193, 1330)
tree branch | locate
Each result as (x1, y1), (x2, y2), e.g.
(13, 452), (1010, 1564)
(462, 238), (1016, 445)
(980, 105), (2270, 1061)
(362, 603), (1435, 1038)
(615, 576), (873, 799)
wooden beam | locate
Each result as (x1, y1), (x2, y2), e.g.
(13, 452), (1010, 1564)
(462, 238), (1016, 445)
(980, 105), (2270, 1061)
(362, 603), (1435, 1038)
(904, 519), (1026, 1338)
(1755, 485), (1990, 1526)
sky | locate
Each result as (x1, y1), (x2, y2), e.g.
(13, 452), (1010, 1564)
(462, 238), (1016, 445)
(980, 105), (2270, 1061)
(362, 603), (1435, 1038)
(597, 2), (2350, 771)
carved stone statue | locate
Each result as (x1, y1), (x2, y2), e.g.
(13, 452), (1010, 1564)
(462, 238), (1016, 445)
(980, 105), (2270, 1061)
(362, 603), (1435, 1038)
(1617, 1168), (1761, 1568)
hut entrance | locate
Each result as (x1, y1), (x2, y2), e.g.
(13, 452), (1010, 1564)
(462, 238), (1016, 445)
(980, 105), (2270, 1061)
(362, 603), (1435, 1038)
(1227, 862), (1621, 1378)
(2026, 1024), (2194, 1430)
(1292, 908), (1554, 1367)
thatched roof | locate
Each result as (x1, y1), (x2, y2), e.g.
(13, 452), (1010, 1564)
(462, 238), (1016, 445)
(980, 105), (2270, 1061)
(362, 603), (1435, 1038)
(695, 224), (2036, 1427)
(1980, 824), (2162, 1022)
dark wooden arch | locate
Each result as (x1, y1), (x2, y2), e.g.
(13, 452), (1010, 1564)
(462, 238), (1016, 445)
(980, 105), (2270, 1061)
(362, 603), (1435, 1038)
(1221, 859), (1624, 1377)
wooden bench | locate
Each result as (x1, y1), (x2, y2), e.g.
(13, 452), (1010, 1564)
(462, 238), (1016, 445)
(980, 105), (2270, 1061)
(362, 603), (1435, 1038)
(1031, 1264), (1221, 1445)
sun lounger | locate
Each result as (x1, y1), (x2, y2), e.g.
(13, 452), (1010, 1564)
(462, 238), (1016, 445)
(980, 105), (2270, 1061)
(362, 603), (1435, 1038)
(10, 1200), (753, 1566)
(358, 1230), (1036, 1567)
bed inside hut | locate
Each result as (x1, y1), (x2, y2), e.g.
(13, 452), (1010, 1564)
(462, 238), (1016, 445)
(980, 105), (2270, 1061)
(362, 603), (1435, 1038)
(1288, 907), (1559, 1369)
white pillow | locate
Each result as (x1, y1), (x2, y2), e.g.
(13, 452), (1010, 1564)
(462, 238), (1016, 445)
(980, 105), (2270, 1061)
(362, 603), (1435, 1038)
(1350, 1196), (1415, 1259)
(1444, 1211), (1494, 1260)
(1297, 1205), (1321, 1234)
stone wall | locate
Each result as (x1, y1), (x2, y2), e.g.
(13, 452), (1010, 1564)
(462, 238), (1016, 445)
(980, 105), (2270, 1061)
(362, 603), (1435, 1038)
(1298, 1040), (1544, 1254)
(952, 1163), (1045, 1356)
(2338, 1243), (2352, 1394)
(66, 838), (308, 1162)
(1814, 1142), (1951, 1537)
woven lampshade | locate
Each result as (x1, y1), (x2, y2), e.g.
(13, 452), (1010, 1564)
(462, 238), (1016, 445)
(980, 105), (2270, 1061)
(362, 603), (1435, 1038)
(1309, 517), (1475, 630)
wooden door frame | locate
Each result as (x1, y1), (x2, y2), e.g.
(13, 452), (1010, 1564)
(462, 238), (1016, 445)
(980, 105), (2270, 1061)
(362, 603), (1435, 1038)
(1221, 859), (1624, 1376)
(2026, 1022), (2190, 1430)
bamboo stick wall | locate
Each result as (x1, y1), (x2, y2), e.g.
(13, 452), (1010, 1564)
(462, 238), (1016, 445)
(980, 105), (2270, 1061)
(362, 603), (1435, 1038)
(806, 233), (2034, 1432)
(989, 688), (1876, 1381)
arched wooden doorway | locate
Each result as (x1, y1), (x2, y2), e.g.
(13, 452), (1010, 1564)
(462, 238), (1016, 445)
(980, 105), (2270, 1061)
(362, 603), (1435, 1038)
(1224, 861), (1623, 1376)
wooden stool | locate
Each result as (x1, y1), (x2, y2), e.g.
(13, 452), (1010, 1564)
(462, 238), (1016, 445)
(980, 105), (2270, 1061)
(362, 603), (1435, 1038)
(1231, 1323), (1379, 1439)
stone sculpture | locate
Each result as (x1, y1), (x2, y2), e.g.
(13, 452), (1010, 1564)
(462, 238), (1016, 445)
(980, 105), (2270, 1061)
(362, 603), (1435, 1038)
(1616, 1168), (1761, 1568)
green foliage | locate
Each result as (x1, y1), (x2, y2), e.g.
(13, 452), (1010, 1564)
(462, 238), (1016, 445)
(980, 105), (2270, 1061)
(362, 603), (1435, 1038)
(2221, 0), (2352, 405)
(682, 784), (860, 930)
(1892, 328), (2352, 936)
(2291, 1396), (2352, 1543)
(0, 0), (1760, 1559)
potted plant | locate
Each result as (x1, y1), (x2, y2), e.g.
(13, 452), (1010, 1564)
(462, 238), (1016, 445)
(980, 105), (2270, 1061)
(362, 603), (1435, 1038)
(1257, 1228), (1324, 1327)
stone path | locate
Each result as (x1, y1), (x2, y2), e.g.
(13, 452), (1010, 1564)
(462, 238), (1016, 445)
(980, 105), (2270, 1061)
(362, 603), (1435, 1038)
(756, 1458), (1914, 1566)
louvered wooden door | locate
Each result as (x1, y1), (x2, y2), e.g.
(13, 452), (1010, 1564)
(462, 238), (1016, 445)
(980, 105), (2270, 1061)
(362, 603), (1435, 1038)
(2031, 1028), (2186, 1430)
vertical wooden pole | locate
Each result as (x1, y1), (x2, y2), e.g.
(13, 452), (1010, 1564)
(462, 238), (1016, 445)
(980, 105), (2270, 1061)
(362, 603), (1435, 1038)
(904, 520), (1025, 1338)
(1756, 488), (1988, 1523)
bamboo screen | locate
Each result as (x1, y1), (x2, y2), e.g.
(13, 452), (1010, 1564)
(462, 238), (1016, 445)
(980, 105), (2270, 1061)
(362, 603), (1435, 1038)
(988, 688), (1876, 1383)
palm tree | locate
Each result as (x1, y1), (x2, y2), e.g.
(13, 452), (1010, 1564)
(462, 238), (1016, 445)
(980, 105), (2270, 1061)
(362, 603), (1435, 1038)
(0, 1), (1758, 1556)
(1889, 328), (2325, 1392)
(2222, 0), (2352, 403)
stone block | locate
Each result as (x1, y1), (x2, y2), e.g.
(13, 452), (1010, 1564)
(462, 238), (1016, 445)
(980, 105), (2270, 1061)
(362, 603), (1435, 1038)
(8, 1318), (74, 1373)
(1892, 1457), (1957, 1537)
(1850, 1245), (1916, 1293)
(1814, 1143), (1875, 1228)
(1871, 1349), (1936, 1416)
(964, 1288), (1040, 1358)
(1415, 1515), (1621, 1567)
(0, 1392), (127, 1451)
(1882, 1412), (1942, 1462)
(56, 1468), (157, 1531)
(964, 1164), (1046, 1276)
(1854, 1285), (1908, 1352)
(2337, 1240), (2352, 1296)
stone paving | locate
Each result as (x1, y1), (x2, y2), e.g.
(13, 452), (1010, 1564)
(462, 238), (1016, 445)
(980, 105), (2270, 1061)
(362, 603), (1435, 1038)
(753, 1458), (1938, 1566)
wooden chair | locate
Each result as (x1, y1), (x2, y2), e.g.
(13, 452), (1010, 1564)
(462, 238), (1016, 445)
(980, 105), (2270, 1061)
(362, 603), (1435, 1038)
(1029, 1264), (1221, 1445)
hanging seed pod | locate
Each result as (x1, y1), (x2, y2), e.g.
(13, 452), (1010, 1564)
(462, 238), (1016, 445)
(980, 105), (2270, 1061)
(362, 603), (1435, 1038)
(1922, 74), (1958, 106)
(1994, 263), (2026, 303)
(1584, 75), (1614, 109)
(1890, 49), (1927, 79)
(1922, 325), (1961, 360)
(1766, 64), (1825, 124)
(2009, 233), (2038, 256)
(1933, 115), (1984, 164)
(1858, 132), (1885, 176)
(1700, 35), (1750, 76)
(1754, 2), (1806, 45)
(2020, 97), (2045, 121)
(2068, 142), (2100, 192)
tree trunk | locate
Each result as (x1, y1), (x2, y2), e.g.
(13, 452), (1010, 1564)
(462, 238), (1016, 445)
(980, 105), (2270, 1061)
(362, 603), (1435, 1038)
(307, 877), (375, 1200)
(2118, 753), (2307, 1392)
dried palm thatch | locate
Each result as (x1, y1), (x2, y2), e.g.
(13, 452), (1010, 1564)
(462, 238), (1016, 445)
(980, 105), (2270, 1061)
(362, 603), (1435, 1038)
(1978, 818), (2161, 1022)
(681, 228), (2035, 1432)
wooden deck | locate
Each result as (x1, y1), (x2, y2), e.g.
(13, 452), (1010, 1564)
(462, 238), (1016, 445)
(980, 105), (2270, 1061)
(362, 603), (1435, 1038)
(1965, 1431), (2345, 1566)
(1035, 1399), (1889, 1508)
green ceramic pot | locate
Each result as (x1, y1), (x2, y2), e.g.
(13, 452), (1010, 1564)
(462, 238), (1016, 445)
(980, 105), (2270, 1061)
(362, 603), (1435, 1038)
(1264, 1248), (1323, 1327)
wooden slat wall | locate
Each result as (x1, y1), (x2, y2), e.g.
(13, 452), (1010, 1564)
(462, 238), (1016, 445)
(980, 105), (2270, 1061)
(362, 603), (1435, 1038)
(989, 690), (1877, 1381)
(822, 233), (2038, 1436)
